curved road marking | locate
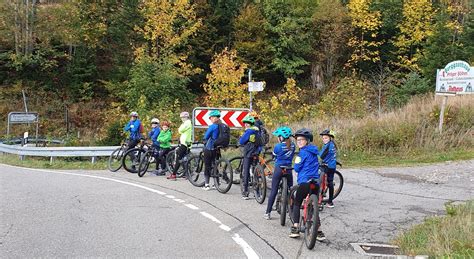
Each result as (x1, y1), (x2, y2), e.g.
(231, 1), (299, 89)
(1, 164), (260, 259)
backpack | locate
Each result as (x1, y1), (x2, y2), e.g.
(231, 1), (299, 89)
(258, 126), (270, 146)
(214, 123), (230, 148)
(139, 123), (145, 135)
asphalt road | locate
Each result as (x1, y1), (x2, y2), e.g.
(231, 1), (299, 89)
(1, 160), (472, 258)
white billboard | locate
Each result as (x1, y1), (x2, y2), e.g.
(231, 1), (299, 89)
(436, 60), (474, 94)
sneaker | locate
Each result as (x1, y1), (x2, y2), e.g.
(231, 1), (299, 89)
(167, 174), (177, 181)
(210, 184), (217, 190)
(242, 193), (250, 200)
(316, 231), (326, 241)
(202, 185), (211, 191)
(289, 226), (300, 238)
(327, 202), (334, 208)
(263, 213), (271, 220)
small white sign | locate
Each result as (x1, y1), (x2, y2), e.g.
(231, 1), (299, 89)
(436, 60), (474, 95)
(248, 81), (265, 92)
(9, 112), (38, 123)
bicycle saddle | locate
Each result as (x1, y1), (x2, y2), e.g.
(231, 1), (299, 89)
(279, 165), (293, 170)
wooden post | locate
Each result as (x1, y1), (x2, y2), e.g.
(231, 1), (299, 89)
(438, 95), (448, 134)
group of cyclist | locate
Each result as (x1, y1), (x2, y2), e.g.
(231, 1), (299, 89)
(123, 109), (338, 240)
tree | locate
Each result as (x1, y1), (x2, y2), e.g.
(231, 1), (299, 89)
(233, 3), (272, 81)
(312, 0), (351, 89)
(262, 1), (315, 78)
(203, 48), (248, 108)
(367, 62), (396, 116)
(393, 0), (435, 71)
(346, 0), (383, 71)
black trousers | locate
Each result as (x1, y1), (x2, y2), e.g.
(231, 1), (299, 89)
(172, 144), (189, 175)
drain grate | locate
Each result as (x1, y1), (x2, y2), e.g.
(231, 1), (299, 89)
(351, 243), (400, 257)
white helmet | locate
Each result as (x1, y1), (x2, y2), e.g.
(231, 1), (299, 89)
(130, 111), (139, 117)
(151, 118), (160, 124)
(180, 111), (190, 118)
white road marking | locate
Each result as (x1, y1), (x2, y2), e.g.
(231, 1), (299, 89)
(1, 164), (259, 259)
(184, 204), (199, 210)
(232, 233), (260, 259)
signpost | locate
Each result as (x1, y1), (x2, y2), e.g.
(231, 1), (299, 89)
(7, 112), (39, 143)
(435, 60), (474, 133)
(247, 69), (265, 111)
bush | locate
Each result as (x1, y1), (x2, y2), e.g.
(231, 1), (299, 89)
(388, 72), (431, 108)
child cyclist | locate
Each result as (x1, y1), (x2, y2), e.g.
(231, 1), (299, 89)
(319, 129), (337, 207)
(202, 110), (221, 190)
(239, 115), (260, 200)
(156, 121), (172, 176)
(264, 126), (295, 220)
(290, 128), (325, 241)
(148, 118), (161, 174)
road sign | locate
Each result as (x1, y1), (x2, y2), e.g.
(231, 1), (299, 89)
(436, 60), (474, 95)
(248, 81), (265, 92)
(9, 112), (38, 123)
(193, 108), (250, 129)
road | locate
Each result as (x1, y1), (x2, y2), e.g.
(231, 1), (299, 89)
(1, 160), (472, 258)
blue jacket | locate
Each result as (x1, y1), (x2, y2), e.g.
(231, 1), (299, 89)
(273, 141), (296, 167)
(239, 126), (259, 157)
(294, 144), (320, 185)
(204, 123), (219, 150)
(148, 127), (160, 147)
(124, 119), (142, 141)
(319, 140), (337, 169)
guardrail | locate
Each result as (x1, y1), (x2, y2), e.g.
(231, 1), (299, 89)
(0, 141), (206, 164)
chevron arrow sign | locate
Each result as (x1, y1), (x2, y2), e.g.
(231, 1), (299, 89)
(193, 108), (250, 129)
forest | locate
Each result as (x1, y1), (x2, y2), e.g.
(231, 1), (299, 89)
(0, 0), (473, 146)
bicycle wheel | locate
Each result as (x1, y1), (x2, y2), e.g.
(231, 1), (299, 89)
(122, 148), (145, 174)
(304, 194), (320, 250)
(108, 146), (125, 172)
(214, 158), (233, 194)
(280, 177), (288, 226)
(254, 164), (267, 204)
(187, 155), (205, 187)
(229, 156), (243, 184)
(322, 170), (344, 202)
(138, 150), (153, 177)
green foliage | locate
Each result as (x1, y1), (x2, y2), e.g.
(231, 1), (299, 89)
(317, 77), (370, 118)
(97, 120), (125, 146)
(387, 72), (431, 108)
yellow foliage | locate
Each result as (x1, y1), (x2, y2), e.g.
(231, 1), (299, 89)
(394, 0), (435, 71)
(346, 0), (382, 67)
(203, 48), (248, 108)
(256, 78), (311, 128)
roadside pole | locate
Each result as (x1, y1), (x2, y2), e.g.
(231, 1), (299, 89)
(249, 69), (253, 111)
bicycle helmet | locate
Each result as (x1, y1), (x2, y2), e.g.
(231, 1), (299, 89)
(242, 115), (255, 125)
(320, 129), (335, 138)
(294, 128), (313, 142)
(272, 126), (292, 139)
(161, 121), (171, 127)
(180, 111), (189, 118)
(151, 118), (160, 124)
(250, 111), (259, 119)
(129, 111), (139, 117)
(208, 110), (221, 118)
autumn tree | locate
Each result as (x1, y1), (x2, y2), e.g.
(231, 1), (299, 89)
(347, 0), (383, 71)
(312, 0), (351, 89)
(203, 48), (248, 108)
(393, 0), (435, 71)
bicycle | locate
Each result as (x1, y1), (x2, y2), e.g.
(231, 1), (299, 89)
(239, 155), (267, 203)
(165, 143), (200, 178)
(318, 163), (344, 210)
(230, 146), (273, 184)
(275, 165), (292, 226)
(186, 146), (233, 193)
(137, 145), (160, 177)
(122, 139), (149, 174)
(108, 140), (128, 172)
(289, 179), (321, 250)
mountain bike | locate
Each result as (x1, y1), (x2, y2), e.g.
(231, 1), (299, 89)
(230, 146), (273, 184)
(318, 163), (344, 210)
(186, 146), (233, 193)
(289, 179), (320, 250)
(275, 165), (292, 226)
(137, 145), (160, 177)
(108, 140), (128, 172)
(240, 155), (267, 203)
(122, 139), (149, 174)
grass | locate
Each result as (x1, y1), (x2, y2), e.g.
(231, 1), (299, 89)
(0, 153), (108, 170)
(394, 200), (474, 258)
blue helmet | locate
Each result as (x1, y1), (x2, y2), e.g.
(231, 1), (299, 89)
(272, 126), (292, 139)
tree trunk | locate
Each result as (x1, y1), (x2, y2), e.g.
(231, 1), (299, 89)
(310, 63), (324, 90)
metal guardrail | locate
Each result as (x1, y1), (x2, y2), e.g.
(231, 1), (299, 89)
(0, 143), (119, 157)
